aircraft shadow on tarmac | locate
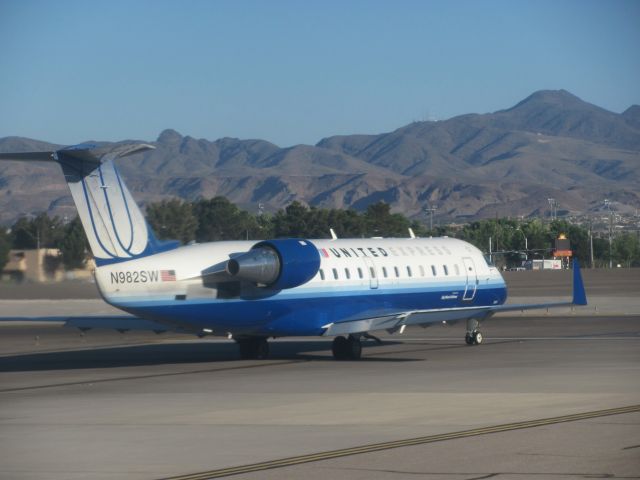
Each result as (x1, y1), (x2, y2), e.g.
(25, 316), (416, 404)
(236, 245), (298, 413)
(0, 339), (465, 372)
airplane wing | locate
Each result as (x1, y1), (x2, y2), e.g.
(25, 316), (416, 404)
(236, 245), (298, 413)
(323, 259), (587, 337)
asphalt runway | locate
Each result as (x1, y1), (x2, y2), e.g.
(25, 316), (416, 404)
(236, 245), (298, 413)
(1, 319), (639, 479)
(0, 270), (639, 479)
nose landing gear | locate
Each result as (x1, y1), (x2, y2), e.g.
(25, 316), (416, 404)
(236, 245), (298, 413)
(465, 330), (483, 345)
(465, 318), (484, 346)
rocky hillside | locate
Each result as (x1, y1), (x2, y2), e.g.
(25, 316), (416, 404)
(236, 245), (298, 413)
(1, 90), (638, 225)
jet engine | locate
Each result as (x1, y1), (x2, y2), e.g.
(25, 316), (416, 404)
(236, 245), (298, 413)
(226, 239), (320, 289)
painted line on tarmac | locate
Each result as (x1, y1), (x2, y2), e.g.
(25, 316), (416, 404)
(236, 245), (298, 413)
(0, 340), (508, 393)
(398, 336), (639, 341)
(0, 342), (453, 393)
(0, 343), (441, 393)
(160, 404), (640, 480)
(1, 335), (630, 393)
(0, 360), (306, 393)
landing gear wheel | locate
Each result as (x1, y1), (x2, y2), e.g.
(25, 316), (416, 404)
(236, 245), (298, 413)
(255, 337), (269, 359)
(237, 337), (270, 359)
(347, 335), (362, 360)
(332, 335), (362, 360)
(332, 336), (349, 360)
(465, 331), (483, 345)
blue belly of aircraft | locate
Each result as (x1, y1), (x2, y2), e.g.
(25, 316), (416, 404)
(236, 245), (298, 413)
(114, 284), (507, 336)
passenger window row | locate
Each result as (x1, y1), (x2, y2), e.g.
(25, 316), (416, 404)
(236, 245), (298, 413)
(389, 245), (453, 257)
(317, 263), (462, 281)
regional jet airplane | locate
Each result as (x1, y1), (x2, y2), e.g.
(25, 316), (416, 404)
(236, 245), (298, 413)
(0, 143), (587, 360)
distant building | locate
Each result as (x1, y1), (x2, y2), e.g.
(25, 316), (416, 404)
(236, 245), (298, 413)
(524, 259), (562, 270)
(1, 248), (95, 282)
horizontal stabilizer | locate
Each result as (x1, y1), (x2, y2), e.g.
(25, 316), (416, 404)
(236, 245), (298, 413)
(0, 151), (55, 162)
(0, 143), (154, 169)
(58, 142), (155, 168)
(0, 141), (175, 265)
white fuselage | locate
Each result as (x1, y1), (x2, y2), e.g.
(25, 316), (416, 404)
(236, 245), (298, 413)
(93, 237), (506, 337)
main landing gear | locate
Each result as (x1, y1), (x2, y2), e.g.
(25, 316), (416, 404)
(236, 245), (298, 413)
(465, 318), (483, 346)
(332, 335), (362, 360)
(236, 337), (270, 359)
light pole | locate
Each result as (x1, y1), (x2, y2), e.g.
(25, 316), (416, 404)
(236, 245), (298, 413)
(588, 216), (594, 269)
(604, 199), (612, 268)
(516, 228), (528, 260)
(425, 206), (437, 232)
(547, 198), (558, 221)
(24, 213), (41, 250)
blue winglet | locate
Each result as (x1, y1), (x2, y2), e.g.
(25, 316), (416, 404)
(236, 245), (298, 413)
(572, 259), (587, 306)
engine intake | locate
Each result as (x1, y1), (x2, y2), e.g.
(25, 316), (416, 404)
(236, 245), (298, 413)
(226, 238), (320, 289)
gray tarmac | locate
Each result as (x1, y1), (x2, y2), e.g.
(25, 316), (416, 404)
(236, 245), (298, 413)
(0, 270), (639, 479)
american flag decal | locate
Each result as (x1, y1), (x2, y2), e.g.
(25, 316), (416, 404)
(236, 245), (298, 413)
(161, 269), (176, 282)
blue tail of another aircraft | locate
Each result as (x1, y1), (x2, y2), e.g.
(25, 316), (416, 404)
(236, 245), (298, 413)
(0, 143), (178, 266)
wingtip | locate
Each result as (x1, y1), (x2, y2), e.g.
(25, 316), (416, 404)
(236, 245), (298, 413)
(572, 259), (587, 306)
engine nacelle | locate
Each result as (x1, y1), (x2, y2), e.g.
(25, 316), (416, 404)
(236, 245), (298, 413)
(226, 238), (320, 289)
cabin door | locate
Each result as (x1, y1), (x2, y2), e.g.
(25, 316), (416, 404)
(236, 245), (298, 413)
(362, 257), (378, 289)
(462, 257), (478, 301)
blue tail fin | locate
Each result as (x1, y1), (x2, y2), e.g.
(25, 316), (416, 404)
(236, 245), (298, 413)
(1, 142), (179, 266)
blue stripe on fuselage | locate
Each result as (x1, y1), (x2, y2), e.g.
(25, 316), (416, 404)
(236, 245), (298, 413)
(110, 283), (506, 337)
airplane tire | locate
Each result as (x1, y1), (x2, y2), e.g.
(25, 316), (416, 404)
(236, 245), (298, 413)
(332, 336), (349, 360)
(465, 334), (474, 345)
(238, 340), (253, 359)
(255, 338), (270, 359)
(473, 331), (483, 345)
(347, 335), (362, 360)
(237, 337), (269, 359)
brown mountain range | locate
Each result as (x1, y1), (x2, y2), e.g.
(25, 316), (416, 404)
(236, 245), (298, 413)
(1, 89), (638, 226)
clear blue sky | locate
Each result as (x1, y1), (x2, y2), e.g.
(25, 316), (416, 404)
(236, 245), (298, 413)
(1, 0), (639, 147)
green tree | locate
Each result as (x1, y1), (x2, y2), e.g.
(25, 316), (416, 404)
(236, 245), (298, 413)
(458, 218), (556, 268)
(272, 201), (312, 237)
(11, 213), (64, 249)
(271, 203), (368, 239)
(193, 197), (260, 241)
(147, 198), (198, 244)
(59, 217), (89, 269)
(0, 227), (10, 272)
(460, 219), (496, 253)
(302, 207), (330, 238)
(520, 219), (549, 253)
(364, 202), (410, 237)
(255, 213), (274, 239)
(329, 209), (367, 238)
(612, 233), (640, 268)
(592, 236), (609, 268)
(409, 220), (429, 238)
